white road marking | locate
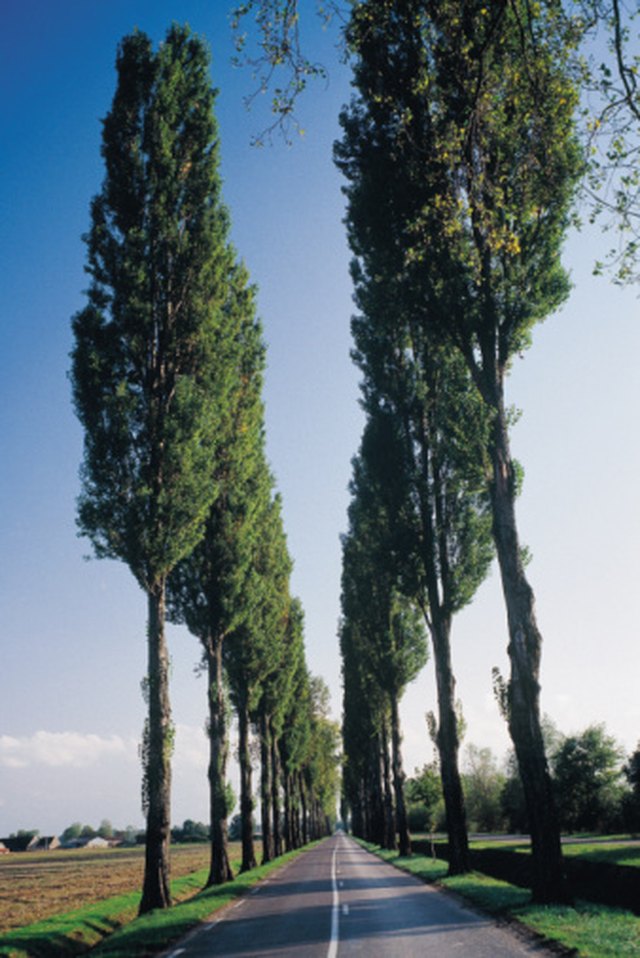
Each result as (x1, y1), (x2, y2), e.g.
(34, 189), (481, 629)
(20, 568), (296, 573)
(327, 842), (340, 958)
(342, 904), (349, 916)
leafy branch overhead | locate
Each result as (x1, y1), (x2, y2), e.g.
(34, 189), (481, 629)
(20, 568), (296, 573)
(230, 0), (336, 144)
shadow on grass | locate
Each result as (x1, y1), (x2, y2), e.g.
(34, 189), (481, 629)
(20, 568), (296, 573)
(0, 901), (139, 958)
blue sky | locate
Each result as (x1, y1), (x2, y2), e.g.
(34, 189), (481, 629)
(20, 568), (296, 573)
(1, 0), (638, 837)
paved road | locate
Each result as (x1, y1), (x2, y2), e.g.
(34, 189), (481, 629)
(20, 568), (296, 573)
(164, 833), (551, 957)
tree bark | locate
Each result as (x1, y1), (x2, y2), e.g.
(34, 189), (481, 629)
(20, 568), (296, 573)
(139, 580), (172, 914)
(430, 610), (470, 876)
(390, 693), (412, 856)
(270, 724), (282, 856)
(489, 396), (570, 904)
(300, 774), (309, 844)
(206, 635), (233, 886)
(259, 709), (274, 864)
(237, 689), (256, 872)
(381, 719), (397, 850)
(366, 745), (381, 844)
(281, 757), (293, 851)
(292, 773), (301, 848)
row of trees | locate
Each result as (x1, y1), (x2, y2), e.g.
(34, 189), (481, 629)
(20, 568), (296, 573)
(408, 728), (640, 837)
(337, 0), (592, 906)
(71, 25), (339, 914)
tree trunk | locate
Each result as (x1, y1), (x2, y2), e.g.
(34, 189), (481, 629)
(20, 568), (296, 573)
(369, 737), (385, 845)
(351, 786), (364, 839)
(237, 690), (256, 872)
(292, 774), (301, 848)
(282, 759), (293, 851)
(390, 693), (411, 857)
(259, 709), (274, 864)
(431, 610), (470, 876)
(206, 635), (233, 886)
(270, 724), (282, 856)
(300, 774), (309, 844)
(139, 580), (172, 914)
(489, 395), (569, 904)
(381, 719), (397, 851)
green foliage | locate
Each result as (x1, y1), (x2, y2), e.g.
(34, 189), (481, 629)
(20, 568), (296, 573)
(405, 763), (444, 830)
(166, 280), (266, 645)
(60, 823), (83, 843)
(622, 742), (640, 832)
(572, 0), (640, 283)
(71, 24), (240, 592)
(338, 0), (582, 398)
(225, 479), (293, 714)
(552, 724), (627, 833)
(170, 820), (209, 843)
(461, 745), (506, 833)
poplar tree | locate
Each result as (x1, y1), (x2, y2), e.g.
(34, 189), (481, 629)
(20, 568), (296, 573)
(337, 0), (582, 902)
(166, 275), (265, 886)
(70, 26), (237, 912)
(337, 50), (495, 869)
(225, 483), (292, 871)
(278, 608), (313, 850)
(341, 428), (428, 855)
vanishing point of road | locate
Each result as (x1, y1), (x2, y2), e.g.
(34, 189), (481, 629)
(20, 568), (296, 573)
(163, 832), (552, 957)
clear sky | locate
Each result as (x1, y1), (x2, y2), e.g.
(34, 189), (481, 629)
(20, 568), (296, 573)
(1, 0), (638, 838)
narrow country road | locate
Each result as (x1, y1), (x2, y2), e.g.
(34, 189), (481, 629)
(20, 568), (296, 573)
(164, 833), (551, 957)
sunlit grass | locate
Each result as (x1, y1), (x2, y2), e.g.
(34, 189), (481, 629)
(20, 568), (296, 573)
(521, 903), (640, 957)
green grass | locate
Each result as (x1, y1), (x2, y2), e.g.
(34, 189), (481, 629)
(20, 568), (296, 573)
(521, 903), (640, 957)
(0, 845), (317, 958)
(560, 843), (640, 869)
(467, 837), (640, 869)
(358, 840), (640, 958)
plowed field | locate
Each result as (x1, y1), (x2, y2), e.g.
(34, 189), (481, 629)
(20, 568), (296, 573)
(0, 843), (225, 932)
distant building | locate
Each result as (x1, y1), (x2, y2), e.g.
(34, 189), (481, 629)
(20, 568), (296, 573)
(61, 835), (110, 849)
(0, 835), (39, 852)
(30, 836), (60, 851)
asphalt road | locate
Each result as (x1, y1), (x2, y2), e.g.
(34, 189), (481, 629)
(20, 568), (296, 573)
(163, 833), (551, 957)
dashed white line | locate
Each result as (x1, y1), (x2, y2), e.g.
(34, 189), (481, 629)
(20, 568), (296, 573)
(327, 843), (340, 958)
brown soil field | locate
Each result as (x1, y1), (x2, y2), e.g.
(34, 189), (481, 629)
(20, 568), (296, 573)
(0, 842), (234, 933)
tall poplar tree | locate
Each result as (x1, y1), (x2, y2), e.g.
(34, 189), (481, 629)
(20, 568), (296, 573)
(337, 63), (495, 869)
(337, 0), (582, 901)
(225, 483), (292, 871)
(71, 26), (238, 912)
(166, 274), (265, 886)
(341, 428), (429, 855)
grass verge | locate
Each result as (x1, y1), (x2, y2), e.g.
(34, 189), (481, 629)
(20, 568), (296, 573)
(357, 840), (640, 958)
(467, 838), (640, 870)
(0, 844), (317, 958)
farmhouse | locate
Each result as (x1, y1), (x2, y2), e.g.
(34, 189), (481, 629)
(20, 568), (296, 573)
(30, 836), (60, 851)
(0, 835), (39, 852)
(61, 835), (110, 849)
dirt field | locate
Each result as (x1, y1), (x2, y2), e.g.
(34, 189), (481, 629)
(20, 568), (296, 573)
(0, 842), (227, 933)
